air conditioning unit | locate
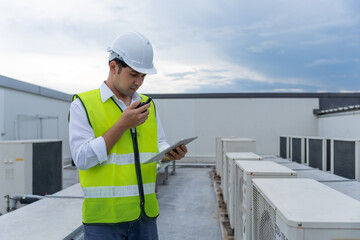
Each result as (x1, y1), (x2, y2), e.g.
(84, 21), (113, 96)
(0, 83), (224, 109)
(291, 136), (306, 164)
(279, 161), (313, 171)
(0, 140), (63, 214)
(234, 161), (296, 240)
(306, 137), (331, 171)
(295, 168), (348, 182)
(252, 178), (360, 240)
(279, 136), (290, 159)
(216, 136), (236, 176)
(331, 138), (360, 181)
(220, 138), (256, 203)
(263, 155), (291, 164)
(322, 180), (360, 202)
(225, 152), (262, 230)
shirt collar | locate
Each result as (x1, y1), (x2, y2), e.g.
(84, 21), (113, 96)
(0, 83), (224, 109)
(99, 81), (142, 104)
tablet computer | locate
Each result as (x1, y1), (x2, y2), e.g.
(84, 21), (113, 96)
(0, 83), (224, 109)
(143, 136), (198, 164)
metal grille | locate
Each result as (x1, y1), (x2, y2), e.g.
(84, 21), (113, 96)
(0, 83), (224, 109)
(252, 185), (276, 240)
(334, 140), (356, 179)
(291, 138), (302, 164)
(280, 136), (287, 158)
(308, 139), (323, 170)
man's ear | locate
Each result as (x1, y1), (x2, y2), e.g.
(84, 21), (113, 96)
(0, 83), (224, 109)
(109, 61), (117, 74)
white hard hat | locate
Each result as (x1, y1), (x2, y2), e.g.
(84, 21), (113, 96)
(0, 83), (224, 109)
(107, 32), (157, 74)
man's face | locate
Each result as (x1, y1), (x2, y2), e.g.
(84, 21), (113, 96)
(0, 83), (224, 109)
(113, 64), (146, 98)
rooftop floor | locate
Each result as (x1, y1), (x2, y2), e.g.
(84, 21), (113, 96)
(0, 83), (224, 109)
(63, 165), (222, 239)
(0, 165), (222, 240)
(157, 166), (222, 240)
(2, 155), (360, 239)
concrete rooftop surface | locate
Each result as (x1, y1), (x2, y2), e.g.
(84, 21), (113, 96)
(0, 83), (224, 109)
(157, 166), (222, 240)
(0, 165), (222, 240)
(2, 155), (360, 239)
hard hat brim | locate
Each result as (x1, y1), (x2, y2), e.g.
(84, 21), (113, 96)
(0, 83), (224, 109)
(130, 65), (157, 75)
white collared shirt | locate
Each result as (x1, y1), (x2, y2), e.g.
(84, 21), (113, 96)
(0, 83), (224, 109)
(69, 82), (170, 170)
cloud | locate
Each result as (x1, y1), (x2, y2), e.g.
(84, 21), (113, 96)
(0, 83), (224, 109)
(141, 58), (319, 93)
(0, 0), (359, 94)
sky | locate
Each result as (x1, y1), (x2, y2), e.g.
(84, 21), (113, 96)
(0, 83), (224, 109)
(0, 0), (359, 94)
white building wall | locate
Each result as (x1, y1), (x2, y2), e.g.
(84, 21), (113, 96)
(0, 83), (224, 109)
(0, 80), (325, 164)
(1, 87), (71, 164)
(0, 89), (5, 139)
(318, 111), (360, 139)
(154, 97), (319, 161)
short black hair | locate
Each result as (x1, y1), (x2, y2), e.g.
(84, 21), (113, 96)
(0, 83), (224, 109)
(109, 58), (128, 68)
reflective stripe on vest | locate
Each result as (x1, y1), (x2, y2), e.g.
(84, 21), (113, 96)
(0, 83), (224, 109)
(83, 182), (156, 198)
(100, 152), (157, 166)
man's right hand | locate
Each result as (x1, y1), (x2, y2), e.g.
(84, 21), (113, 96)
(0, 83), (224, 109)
(120, 100), (151, 129)
(103, 100), (151, 153)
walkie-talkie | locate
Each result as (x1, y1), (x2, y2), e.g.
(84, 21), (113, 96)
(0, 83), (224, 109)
(136, 97), (152, 112)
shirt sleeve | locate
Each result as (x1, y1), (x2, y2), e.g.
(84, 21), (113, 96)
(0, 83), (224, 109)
(155, 108), (170, 152)
(69, 99), (108, 170)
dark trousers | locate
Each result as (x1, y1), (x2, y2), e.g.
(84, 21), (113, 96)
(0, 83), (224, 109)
(83, 216), (158, 240)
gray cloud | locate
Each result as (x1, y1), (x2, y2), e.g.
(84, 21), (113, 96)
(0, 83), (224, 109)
(0, 0), (359, 93)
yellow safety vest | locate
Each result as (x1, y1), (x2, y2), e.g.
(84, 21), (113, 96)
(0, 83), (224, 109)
(73, 89), (159, 224)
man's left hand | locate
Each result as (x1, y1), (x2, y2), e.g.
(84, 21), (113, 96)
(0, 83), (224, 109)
(164, 144), (188, 161)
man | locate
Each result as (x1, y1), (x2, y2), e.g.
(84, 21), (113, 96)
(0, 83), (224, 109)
(69, 32), (187, 240)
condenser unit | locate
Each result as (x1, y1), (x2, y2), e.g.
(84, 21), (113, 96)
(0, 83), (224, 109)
(234, 161), (296, 240)
(279, 135), (290, 159)
(279, 161), (312, 171)
(295, 168), (348, 182)
(220, 138), (256, 202)
(323, 180), (360, 202)
(291, 136), (306, 164)
(216, 136), (236, 176)
(331, 138), (360, 181)
(252, 178), (360, 240)
(225, 153), (262, 230)
(0, 140), (63, 214)
(306, 137), (330, 171)
(262, 155), (291, 164)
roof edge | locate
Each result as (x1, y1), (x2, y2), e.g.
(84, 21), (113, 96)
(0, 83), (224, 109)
(145, 92), (360, 99)
(0, 75), (72, 102)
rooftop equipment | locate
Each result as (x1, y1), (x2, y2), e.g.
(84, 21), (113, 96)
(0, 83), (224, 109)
(306, 137), (330, 171)
(262, 155), (291, 163)
(252, 178), (360, 240)
(279, 135), (290, 159)
(216, 136), (236, 176)
(0, 139), (62, 214)
(322, 180), (360, 201)
(331, 138), (360, 181)
(279, 161), (313, 171)
(217, 137), (256, 178)
(225, 152), (262, 230)
(295, 168), (349, 182)
(291, 136), (306, 164)
(234, 161), (296, 240)
(220, 138), (256, 204)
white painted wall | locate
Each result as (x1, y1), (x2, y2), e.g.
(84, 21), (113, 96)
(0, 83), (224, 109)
(154, 97), (319, 161)
(0, 89), (4, 140)
(1, 87), (71, 164)
(318, 111), (360, 139)
(0, 84), (323, 164)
